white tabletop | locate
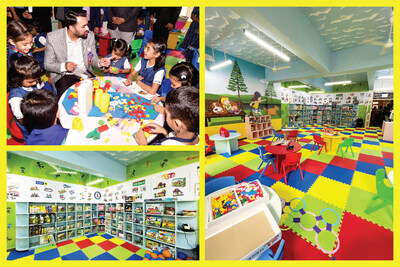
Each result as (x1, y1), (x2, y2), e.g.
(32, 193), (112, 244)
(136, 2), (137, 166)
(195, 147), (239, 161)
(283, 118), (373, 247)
(388, 171), (393, 185)
(58, 77), (165, 145)
(209, 132), (241, 141)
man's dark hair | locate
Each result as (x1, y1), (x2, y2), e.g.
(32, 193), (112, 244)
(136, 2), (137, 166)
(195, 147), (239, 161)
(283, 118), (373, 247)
(20, 89), (59, 130)
(165, 86), (199, 133)
(65, 8), (87, 28)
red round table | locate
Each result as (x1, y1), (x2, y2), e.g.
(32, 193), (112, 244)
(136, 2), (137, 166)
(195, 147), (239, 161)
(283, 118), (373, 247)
(265, 142), (302, 174)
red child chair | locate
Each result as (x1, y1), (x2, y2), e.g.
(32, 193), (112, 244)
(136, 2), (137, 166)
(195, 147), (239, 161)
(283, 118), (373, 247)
(7, 92), (25, 145)
(281, 152), (304, 185)
(288, 130), (300, 142)
(311, 134), (327, 155)
(205, 134), (215, 155)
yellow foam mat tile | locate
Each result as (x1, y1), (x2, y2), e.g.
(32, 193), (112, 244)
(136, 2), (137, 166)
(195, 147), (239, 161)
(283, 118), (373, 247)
(307, 176), (351, 210)
(109, 237), (126, 245)
(351, 171), (377, 194)
(380, 142), (393, 148)
(351, 133), (364, 137)
(72, 236), (88, 242)
(228, 151), (259, 164)
(361, 144), (381, 151)
(205, 154), (227, 166)
(243, 139), (263, 143)
(14, 255), (35, 261)
(90, 236), (107, 244)
(271, 181), (305, 205)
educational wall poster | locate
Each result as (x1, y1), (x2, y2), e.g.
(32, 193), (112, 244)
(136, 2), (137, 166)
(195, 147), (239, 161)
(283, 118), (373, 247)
(132, 179), (146, 201)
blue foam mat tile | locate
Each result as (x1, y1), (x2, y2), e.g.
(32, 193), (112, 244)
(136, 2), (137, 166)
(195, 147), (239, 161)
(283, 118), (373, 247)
(243, 172), (278, 187)
(285, 169), (319, 193)
(61, 250), (89, 260)
(355, 161), (384, 176)
(7, 250), (35, 260)
(126, 254), (144, 260)
(85, 233), (98, 238)
(383, 158), (393, 168)
(362, 140), (380, 146)
(380, 140), (393, 144)
(320, 164), (354, 185)
(91, 252), (118, 260)
(34, 248), (60, 260)
(352, 142), (362, 147)
(302, 143), (319, 151)
(99, 233), (114, 240)
(219, 149), (246, 158)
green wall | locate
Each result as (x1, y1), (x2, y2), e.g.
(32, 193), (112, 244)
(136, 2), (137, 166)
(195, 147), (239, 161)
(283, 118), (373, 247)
(7, 152), (199, 188)
(7, 202), (15, 250)
(281, 103), (289, 127)
(333, 82), (369, 93)
(358, 105), (367, 122)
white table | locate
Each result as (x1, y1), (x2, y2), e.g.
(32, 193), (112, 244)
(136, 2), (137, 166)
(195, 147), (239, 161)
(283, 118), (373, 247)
(209, 132), (241, 155)
(388, 171), (393, 185)
(58, 77), (164, 145)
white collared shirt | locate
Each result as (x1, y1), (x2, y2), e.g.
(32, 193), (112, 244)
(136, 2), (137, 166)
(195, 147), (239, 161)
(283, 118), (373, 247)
(60, 29), (90, 79)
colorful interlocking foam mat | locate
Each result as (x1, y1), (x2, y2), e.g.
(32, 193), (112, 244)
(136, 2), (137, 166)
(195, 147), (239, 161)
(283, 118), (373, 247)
(7, 233), (146, 260)
(205, 125), (393, 260)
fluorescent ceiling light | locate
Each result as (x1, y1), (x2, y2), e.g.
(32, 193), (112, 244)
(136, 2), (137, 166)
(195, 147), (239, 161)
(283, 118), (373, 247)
(210, 60), (232, 71)
(377, 75), (393, 80)
(309, 91), (325, 94)
(325, 80), (352, 86)
(243, 29), (290, 62)
(87, 178), (103, 186)
(288, 85), (309, 89)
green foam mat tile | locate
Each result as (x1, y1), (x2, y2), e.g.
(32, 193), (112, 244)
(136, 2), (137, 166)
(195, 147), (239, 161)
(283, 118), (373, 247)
(242, 157), (265, 172)
(57, 242), (80, 257)
(135, 249), (146, 257)
(308, 152), (335, 164)
(380, 146), (393, 153)
(35, 244), (58, 254)
(345, 186), (393, 231)
(289, 195), (343, 252)
(363, 137), (380, 142)
(205, 159), (238, 176)
(107, 246), (133, 260)
(82, 245), (106, 259)
(239, 143), (260, 151)
(359, 148), (383, 157)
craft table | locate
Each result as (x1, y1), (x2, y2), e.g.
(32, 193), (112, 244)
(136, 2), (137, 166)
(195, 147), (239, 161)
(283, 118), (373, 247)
(265, 142), (302, 174)
(322, 133), (345, 152)
(209, 133), (241, 155)
(382, 121), (393, 141)
(388, 171), (393, 186)
(205, 184), (282, 260)
(281, 128), (300, 140)
(58, 77), (164, 145)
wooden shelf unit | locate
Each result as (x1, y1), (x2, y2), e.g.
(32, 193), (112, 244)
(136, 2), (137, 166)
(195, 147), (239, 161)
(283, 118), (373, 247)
(245, 115), (273, 140)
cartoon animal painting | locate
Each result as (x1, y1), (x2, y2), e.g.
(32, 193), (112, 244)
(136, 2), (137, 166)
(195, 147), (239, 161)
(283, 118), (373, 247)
(208, 102), (227, 115)
(264, 105), (279, 116)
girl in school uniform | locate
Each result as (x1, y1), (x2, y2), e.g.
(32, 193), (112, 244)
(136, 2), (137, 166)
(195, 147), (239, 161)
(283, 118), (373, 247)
(123, 38), (167, 95)
(102, 38), (132, 78)
(7, 20), (34, 68)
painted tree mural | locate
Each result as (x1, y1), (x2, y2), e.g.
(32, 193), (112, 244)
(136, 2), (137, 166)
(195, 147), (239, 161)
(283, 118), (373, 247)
(265, 82), (277, 103)
(226, 59), (248, 103)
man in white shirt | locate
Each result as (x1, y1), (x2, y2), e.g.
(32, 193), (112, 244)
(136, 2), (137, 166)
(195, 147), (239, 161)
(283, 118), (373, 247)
(45, 8), (111, 99)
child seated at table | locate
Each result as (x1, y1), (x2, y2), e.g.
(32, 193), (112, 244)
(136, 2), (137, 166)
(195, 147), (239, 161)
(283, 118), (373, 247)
(20, 89), (84, 145)
(123, 38), (167, 95)
(8, 54), (44, 140)
(7, 19), (34, 68)
(151, 61), (199, 114)
(102, 38), (132, 78)
(31, 21), (47, 70)
(134, 86), (199, 145)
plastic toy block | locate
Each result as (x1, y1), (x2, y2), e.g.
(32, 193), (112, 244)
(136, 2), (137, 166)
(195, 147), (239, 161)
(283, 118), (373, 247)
(121, 132), (126, 136)
(105, 80), (112, 84)
(93, 80), (100, 88)
(68, 94), (74, 99)
(70, 92), (77, 98)
(113, 96), (119, 100)
(126, 138), (130, 142)
(144, 131), (151, 138)
(86, 128), (100, 140)
(99, 76), (104, 81)
(98, 120), (105, 126)
(111, 67), (118, 72)
(123, 120), (128, 126)
(149, 120), (153, 123)
(104, 138), (110, 143)
(97, 124), (109, 133)
(72, 117), (84, 131)
(146, 114), (150, 118)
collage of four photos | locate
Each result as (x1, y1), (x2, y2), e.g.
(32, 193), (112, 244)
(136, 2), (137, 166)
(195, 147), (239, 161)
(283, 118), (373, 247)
(5, 5), (394, 261)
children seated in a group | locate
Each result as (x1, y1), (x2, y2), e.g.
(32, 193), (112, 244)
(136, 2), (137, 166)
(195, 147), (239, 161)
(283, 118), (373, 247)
(8, 54), (44, 139)
(102, 38), (132, 78)
(7, 20), (33, 68)
(20, 89), (83, 145)
(134, 85), (199, 145)
(123, 38), (167, 95)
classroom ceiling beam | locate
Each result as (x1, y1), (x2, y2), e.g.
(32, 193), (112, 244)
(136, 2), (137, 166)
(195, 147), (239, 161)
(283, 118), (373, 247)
(10, 151), (127, 181)
(230, 7), (332, 73)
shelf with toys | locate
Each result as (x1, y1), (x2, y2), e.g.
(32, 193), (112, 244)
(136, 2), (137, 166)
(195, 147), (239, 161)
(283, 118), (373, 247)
(245, 115), (273, 140)
(15, 202), (104, 251)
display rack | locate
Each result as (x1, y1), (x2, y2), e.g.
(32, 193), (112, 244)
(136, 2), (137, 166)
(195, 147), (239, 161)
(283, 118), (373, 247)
(15, 202), (101, 251)
(288, 104), (302, 127)
(341, 104), (358, 127)
(332, 105), (342, 125)
(245, 115), (273, 140)
(301, 105), (312, 125)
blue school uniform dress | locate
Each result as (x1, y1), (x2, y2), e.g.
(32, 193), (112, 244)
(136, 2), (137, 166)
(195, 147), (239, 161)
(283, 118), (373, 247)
(8, 85), (41, 140)
(33, 32), (46, 69)
(104, 54), (131, 78)
(137, 58), (166, 94)
(135, 22), (145, 39)
(25, 124), (69, 145)
(7, 45), (33, 68)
